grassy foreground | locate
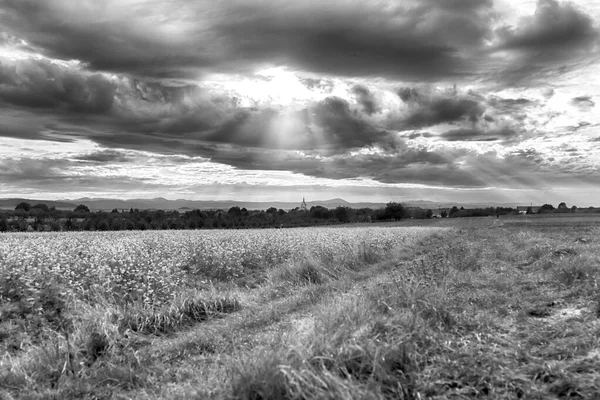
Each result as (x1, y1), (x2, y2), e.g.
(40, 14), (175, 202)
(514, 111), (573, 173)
(2, 221), (600, 399)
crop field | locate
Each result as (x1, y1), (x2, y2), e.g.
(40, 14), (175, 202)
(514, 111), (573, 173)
(1, 220), (600, 399)
(0, 227), (434, 309)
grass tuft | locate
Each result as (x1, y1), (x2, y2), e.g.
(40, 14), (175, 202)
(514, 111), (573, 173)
(553, 256), (599, 286)
(120, 296), (242, 335)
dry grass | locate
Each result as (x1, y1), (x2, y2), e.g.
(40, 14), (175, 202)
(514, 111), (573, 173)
(2, 221), (600, 398)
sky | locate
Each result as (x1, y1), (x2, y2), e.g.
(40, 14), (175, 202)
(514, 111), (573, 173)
(0, 0), (599, 206)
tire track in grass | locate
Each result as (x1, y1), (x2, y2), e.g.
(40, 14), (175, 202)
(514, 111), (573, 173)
(126, 233), (450, 399)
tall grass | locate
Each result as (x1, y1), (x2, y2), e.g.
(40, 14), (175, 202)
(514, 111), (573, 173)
(4, 224), (600, 398)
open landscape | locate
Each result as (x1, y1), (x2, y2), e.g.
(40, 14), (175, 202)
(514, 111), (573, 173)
(2, 216), (599, 399)
(2, 0), (600, 398)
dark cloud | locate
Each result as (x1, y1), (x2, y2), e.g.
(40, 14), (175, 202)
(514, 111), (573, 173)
(0, 0), (217, 79)
(497, 0), (598, 54)
(398, 87), (421, 103)
(392, 89), (486, 129)
(208, 97), (399, 153)
(200, 146), (483, 187)
(493, 1), (599, 84)
(352, 85), (380, 116)
(310, 97), (395, 150)
(0, 57), (228, 142)
(0, 0), (495, 80)
(440, 127), (518, 142)
(115, 96), (396, 155)
(0, 58), (115, 113)
(0, 108), (81, 142)
(201, 145), (592, 190)
(571, 96), (595, 110)
(404, 97), (485, 129)
(0, 56), (403, 156)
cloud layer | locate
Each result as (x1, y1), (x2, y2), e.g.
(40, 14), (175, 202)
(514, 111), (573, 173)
(0, 0), (599, 203)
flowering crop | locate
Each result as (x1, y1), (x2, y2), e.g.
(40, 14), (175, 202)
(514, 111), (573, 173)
(0, 227), (442, 309)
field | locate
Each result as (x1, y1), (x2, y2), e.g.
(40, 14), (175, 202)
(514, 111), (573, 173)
(1, 219), (600, 399)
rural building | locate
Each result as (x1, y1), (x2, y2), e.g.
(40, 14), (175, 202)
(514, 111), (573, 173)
(516, 206), (541, 214)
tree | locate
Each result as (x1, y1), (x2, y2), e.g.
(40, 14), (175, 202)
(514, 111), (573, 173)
(65, 217), (76, 231)
(32, 203), (49, 212)
(384, 202), (406, 220)
(228, 206), (241, 216)
(310, 206), (330, 219)
(74, 204), (90, 213)
(0, 218), (8, 232)
(557, 202), (568, 213)
(426, 209), (433, 219)
(97, 220), (109, 231)
(334, 206), (350, 222)
(538, 204), (555, 214)
(15, 202), (31, 212)
(111, 219), (124, 231)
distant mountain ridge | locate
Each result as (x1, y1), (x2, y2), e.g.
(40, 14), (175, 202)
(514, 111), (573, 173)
(0, 197), (387, 211)
(0, 197), (520, 211)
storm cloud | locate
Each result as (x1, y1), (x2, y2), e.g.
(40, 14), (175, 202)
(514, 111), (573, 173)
(493, 0), (600, 84)
(0, 58), (115, 113)
(0, 0), (496, 80)
(497, 0), (598, 55)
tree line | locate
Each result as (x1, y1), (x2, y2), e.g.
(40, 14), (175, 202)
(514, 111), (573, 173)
(1, 201), (407, 232)
(0, 201), (595, 233)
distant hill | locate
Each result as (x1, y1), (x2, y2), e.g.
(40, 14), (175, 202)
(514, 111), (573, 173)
(0, 198), (77, 210)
